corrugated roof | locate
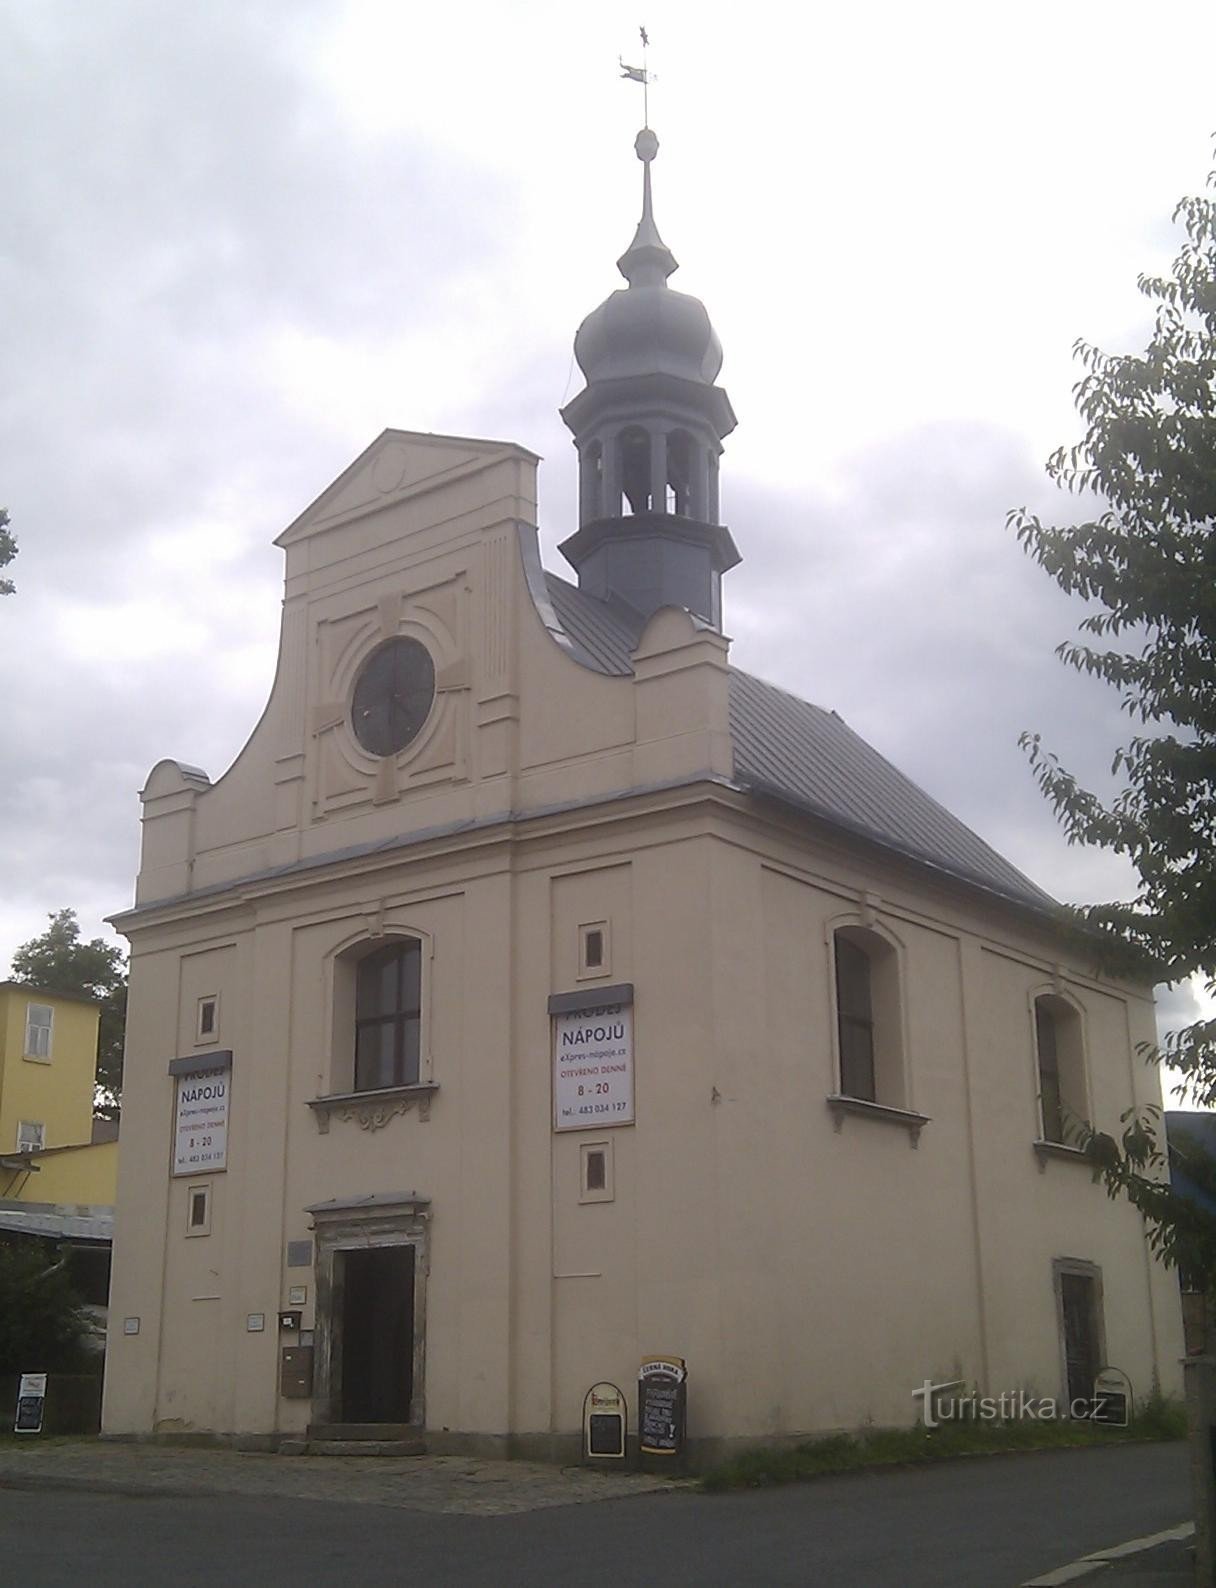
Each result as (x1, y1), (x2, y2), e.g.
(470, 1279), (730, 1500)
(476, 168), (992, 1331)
(542, 572), (1054, 912)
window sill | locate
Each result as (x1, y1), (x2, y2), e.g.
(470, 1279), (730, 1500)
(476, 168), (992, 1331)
(826, 1094), (930, 1148)
(308, 1083), (438, 1135)
(1033, 1138), (1093, 1172)
(22, 1053), (51, 1065)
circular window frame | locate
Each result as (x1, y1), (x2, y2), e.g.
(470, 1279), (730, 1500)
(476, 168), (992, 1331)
(350, 637), (436, 759)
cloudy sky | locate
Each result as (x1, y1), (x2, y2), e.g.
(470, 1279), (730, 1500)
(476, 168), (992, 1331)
(2, 0), (1212, 1081)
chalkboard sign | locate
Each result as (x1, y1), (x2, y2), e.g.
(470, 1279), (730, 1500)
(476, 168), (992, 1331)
(14, 1373), (47, 1434)
(589, 1414), (623, 1455)
(583, 1382), (627, 1461)
(1091, 1390), (1128, 1426)
(638, 1357), (686, 1457)
(1092, 1367), (1132, 1428)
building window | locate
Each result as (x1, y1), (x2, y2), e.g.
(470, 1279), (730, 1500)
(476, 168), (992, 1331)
(186, 1183), (212, 1237)
(24, 1003), (53, 1060)
(619, 426), (652, 515)
(832, 926), (905, 1107)
(579, 1139), (614, 1203)
(1035, 995), (1087, 1144)
(197, 995), (219, 1044)
(578, 920), (611, 979)
(17, 1120), (45, 1153)
(354, 940), (422, 1092)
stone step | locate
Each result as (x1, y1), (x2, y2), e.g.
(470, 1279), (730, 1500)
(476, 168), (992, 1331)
(307, 1422), (417, 1441)
(304, 1437), (425, 1457)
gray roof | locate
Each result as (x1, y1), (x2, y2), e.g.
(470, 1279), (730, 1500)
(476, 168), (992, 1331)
(0, 1200), (114, 1243)
(543, 571), (1054, 913)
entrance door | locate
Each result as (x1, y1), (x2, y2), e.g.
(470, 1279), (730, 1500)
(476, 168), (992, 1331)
(340, 1246), (415, 1424)
(1060, 1271), (1101, 1412)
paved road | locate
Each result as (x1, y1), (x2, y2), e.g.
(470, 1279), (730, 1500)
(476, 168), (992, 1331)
(0, 1442), (1189, 1587)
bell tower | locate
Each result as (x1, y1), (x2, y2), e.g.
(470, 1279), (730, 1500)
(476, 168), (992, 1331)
(559, 127), (739, 629)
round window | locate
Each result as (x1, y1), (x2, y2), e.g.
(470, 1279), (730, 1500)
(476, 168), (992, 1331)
(350, 637), (436, 758)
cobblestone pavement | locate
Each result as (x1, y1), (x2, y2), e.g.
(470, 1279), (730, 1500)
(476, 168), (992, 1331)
(0, 1438), (690, 1515)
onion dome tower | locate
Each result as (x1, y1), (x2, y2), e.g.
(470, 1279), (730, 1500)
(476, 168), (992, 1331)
(559, 127), (739, 629)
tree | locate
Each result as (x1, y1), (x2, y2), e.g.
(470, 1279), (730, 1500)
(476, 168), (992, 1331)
(0, 1240), (89, 1374)
(0, 508), (15, 596)
(11, 909), (128, 1117)
(1010, 166), (1216, 1283)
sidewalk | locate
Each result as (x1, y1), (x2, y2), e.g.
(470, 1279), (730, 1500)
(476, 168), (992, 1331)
(1024, 1524), (1195, 1587)
(0, 1436), (688, 1516)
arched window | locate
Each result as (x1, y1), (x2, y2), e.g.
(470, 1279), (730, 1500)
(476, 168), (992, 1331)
(355, 940), (422, 1091)
(619, 426), (652, 515)
(1034, 994), (1086, 1143)
(581, 440), (603, 521)
(833, 926), (905, 1107)
(667, 430), (694, 516)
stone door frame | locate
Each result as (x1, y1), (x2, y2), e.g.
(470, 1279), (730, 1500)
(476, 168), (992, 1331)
(306, 1193), (430, 1428)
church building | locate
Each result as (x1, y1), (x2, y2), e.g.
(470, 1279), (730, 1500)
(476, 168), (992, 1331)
(102, 126), (1182, 1459)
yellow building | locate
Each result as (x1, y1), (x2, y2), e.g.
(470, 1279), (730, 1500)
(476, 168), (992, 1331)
(0, 981), (116, 1210)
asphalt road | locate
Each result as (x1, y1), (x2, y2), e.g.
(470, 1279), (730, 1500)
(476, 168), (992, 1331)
(0, 1441), (1190, 1587)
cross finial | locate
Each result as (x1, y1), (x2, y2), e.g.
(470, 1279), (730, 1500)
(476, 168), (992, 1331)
(619, 24), (653, 128)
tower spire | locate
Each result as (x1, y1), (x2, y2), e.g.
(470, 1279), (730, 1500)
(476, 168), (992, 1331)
(617, 128), (677, 287)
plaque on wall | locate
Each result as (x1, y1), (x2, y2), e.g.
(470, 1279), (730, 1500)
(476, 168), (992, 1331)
(638, 1357), (687, 1457)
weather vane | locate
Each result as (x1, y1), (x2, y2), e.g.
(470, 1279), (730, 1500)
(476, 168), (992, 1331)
(619, 25), (654, 128)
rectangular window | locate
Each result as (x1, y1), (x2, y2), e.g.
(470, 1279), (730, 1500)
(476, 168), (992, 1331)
(1036, 1003), (1063, 1141)
(354, 940), (422, 1091)
(835, 937), (876, 1102)
(579, 1139), (614, 1203)
(186, 1184), (212, 1237)
(578, 921), (611, 980)
(24, 1004), (53, 1060)
(17, 1121), (45, 1153)
(197, 995), (219, 1044)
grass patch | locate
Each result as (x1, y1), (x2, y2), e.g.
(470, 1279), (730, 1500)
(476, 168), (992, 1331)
(699, 1396), (1187, 1492)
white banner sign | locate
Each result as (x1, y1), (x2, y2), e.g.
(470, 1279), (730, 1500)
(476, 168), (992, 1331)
(554, 1002), (634, 1131)
(173, 1064), (230, 1176)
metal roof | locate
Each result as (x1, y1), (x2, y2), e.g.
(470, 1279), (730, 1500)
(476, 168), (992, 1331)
(0, 1200), (114, 1242)
(542, 572), (1054, 912)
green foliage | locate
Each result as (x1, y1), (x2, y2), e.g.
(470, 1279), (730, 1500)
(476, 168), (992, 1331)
(699, 1404), (1186, 1492)
(1011, 159), (1216, 1281)
(10, 909), (128, 1116)
(0, 1241), (89, 1375)
(0, 509), (14, 597)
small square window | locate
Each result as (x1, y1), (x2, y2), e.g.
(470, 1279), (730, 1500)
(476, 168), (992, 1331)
(577, 921), (611, 980)
(24, 1004), (53, 1061)
(579, 1139), (614, 1203)
(17, 1121), (45, 1153)
(196, 995), (219, 1044)
(186, 1183), (212, 1237)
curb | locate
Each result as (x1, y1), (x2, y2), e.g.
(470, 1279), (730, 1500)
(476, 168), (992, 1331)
(1021, 1522), (1194, 1587)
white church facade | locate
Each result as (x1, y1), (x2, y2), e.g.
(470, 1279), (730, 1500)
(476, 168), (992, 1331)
(102, 128), (1182, 1459)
